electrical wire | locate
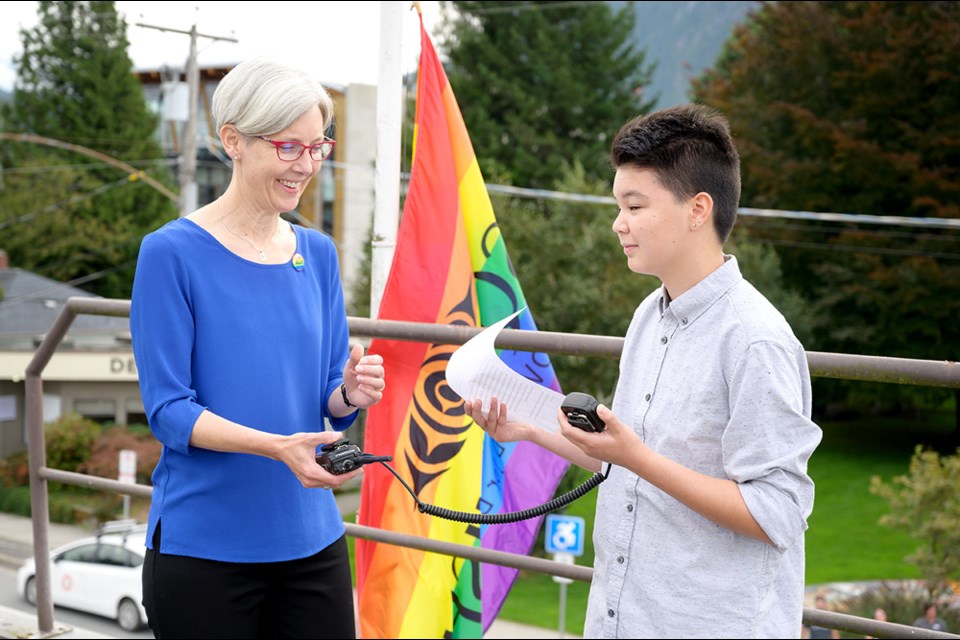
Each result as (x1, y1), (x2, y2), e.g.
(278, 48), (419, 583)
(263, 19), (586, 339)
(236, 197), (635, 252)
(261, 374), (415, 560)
(0, 176), (133, 230)
(737, 217), (960, 245)
(744, 237), (960, 261)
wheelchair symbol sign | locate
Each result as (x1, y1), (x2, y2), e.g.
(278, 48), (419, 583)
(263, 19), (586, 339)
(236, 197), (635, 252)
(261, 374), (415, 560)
(545, 514), (585, 556)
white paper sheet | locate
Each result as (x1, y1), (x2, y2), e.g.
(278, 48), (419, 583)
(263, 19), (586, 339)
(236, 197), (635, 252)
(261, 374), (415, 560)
(446, 308), (564, 432)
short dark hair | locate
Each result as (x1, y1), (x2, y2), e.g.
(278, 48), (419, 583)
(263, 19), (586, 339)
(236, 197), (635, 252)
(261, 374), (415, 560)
(610, 104), (741, 242)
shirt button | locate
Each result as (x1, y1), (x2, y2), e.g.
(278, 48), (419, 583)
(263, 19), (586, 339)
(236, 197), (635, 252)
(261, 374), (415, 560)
(661, 336), (668, 344)
(681, 318), (688, 325)
(608, 609), (616, 618)
(644, 393), (651, 401)
(626, 504), (633, 512)
(617, 556), (625, 564)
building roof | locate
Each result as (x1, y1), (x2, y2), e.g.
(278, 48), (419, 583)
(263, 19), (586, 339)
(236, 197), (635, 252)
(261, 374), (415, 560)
(0, 268), (129, 349)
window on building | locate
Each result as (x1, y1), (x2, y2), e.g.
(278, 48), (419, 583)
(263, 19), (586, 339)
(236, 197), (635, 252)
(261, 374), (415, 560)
(73, 399), (116, 424)
(125, 399), (147, 428)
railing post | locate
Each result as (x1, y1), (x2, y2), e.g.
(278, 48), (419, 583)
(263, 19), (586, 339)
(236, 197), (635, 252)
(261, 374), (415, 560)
(24, 372), (54, 634)
(24, 302), (83, 635)
(16, 296), (960, 638)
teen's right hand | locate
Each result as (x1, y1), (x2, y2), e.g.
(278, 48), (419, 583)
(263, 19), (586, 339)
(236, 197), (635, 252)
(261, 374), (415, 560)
(464, 397), (533, 443)
(559, 403), (641, 468)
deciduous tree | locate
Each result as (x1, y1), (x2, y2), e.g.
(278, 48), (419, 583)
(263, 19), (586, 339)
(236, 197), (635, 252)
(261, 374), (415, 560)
(693, 1), (960, 416)
(871, 446), (960, 598)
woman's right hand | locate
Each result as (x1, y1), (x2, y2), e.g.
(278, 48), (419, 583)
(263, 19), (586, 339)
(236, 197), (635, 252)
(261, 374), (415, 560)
(463, 397), (533, 443)
(277, 431), (363, 490)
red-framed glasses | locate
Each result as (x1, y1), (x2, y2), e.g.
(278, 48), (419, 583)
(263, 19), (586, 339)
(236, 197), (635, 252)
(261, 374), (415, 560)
(257, 136), (335, 161)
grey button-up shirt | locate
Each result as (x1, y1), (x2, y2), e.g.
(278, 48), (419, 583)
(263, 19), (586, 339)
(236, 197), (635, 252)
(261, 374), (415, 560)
(584, 256), (822, 639)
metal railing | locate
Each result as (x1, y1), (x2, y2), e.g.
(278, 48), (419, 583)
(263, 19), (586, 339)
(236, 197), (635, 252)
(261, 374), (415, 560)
(22, 297), (960, 638)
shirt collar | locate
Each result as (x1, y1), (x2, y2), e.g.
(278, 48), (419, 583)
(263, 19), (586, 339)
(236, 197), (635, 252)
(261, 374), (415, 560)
(657, 254), (743, 326)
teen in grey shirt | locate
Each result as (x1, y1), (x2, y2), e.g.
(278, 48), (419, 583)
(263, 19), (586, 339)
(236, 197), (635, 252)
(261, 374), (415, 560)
(466, 104), (822, 638)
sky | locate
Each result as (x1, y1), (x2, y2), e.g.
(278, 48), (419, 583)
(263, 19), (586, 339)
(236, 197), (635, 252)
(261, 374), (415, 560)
(0, 1), (442, 92)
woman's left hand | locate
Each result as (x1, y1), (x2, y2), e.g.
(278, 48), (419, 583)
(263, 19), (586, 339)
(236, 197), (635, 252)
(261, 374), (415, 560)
(341, 343), (385, 409)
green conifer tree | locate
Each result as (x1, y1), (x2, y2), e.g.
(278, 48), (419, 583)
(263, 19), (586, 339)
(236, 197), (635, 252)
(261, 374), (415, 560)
(441, 0), (655, 189)
(1, 1), (176, 298)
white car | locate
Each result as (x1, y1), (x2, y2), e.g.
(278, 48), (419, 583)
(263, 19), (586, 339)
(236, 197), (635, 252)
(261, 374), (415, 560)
(16, 520), (148, 632)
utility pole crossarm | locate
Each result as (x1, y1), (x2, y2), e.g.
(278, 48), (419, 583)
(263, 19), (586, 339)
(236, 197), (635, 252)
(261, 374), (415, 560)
(134, 23), (239, 42)
(135, 21), (238, 216)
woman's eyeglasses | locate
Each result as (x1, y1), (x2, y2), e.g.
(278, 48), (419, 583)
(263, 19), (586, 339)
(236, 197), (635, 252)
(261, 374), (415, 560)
(257, 136), (335, 161)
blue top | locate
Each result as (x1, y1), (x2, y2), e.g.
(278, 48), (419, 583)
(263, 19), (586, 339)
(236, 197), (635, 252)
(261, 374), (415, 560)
(130, 218), (357, 562)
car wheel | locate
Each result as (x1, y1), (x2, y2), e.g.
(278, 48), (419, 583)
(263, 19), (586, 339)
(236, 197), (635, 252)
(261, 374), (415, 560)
(117, 598), (143, 632)
(24, 576), (36, 606)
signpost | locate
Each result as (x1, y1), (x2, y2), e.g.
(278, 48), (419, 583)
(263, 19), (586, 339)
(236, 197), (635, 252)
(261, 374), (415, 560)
(545, 514), (585, 638)
(118, 450), (137, 520)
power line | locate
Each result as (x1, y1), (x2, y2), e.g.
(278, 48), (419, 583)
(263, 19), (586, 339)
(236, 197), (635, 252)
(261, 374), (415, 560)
(744, 237), (960, 262)
(0, 132), (178, 201)
(482, 182), (960, 230)
(2, 158), (176, 174)
(740, 206), (960, 231)
(0, 176), (132, 230)
(0, 260), (138, 308)
(9, 129), (942, 235)
(5, 153), (957, 234)
(738, 218), (960, 245)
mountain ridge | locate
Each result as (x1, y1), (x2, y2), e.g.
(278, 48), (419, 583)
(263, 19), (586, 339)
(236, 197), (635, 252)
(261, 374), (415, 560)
(612, 0), (761, 109)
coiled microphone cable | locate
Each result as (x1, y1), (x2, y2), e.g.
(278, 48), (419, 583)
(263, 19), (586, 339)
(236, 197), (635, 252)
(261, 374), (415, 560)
(374, 460), (610, 525)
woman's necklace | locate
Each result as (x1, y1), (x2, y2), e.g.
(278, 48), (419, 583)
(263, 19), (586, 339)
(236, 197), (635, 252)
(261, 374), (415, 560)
(217, 198), (271, 262)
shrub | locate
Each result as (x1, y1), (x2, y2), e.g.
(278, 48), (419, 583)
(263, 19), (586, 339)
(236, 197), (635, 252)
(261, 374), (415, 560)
(0, 420), (160, 525)
(77, 425), (161, 485)
(0, 485), (32, 517)
(0, 450), (30, 487)
(0, 414), (102, 486)
(870, 446), (960, 597)
(44, 413), (102, 473)
(833, 580), (960, 636)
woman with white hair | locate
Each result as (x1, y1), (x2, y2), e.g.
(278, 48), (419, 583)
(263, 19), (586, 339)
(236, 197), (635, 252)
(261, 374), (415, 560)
(131, 58), (385, 639)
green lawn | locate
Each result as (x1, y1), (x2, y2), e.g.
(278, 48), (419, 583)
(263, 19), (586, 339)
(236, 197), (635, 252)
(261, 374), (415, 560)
(494, 410), (956, 631)
(340, 410), (955, 632)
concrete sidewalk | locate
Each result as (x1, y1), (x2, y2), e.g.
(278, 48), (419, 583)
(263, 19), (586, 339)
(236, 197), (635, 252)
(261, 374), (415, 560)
(0, 509), (578, 639)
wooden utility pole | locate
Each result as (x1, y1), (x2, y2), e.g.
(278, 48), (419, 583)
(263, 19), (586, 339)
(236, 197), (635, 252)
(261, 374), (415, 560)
(135, 21), (237, 216)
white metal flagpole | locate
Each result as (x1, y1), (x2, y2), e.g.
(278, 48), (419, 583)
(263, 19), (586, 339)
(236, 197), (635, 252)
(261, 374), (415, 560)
(370, 1), (404, 319)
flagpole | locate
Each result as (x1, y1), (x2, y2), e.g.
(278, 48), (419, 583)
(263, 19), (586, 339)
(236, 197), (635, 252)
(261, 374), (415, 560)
(371, 0), (404, 318)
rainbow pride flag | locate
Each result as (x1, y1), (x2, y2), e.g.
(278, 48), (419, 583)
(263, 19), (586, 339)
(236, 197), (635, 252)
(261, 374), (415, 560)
(355, 12), (569, 639)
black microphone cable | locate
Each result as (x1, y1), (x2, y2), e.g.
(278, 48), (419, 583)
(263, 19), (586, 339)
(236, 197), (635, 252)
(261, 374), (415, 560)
(373, 460), (611, 525)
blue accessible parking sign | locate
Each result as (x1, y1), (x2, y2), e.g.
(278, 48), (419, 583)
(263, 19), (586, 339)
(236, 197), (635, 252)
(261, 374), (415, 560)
(544, 514), (585, 556)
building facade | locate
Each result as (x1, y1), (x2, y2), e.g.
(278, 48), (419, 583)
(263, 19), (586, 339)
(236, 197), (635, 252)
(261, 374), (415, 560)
(0, 253), (142, 458)
(0, 69), (379, 459)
